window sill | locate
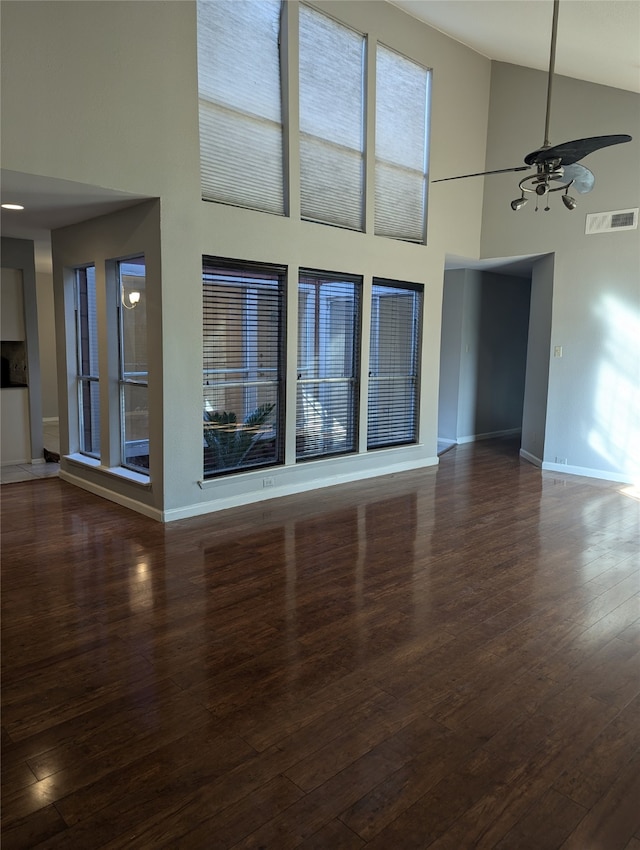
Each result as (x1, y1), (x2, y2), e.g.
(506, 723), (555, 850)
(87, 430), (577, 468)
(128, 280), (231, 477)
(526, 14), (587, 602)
(65, 453), (151, 486)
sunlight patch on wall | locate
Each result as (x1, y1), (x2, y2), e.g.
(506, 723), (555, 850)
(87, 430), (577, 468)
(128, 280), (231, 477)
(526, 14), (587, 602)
(588, 294), (640, 484)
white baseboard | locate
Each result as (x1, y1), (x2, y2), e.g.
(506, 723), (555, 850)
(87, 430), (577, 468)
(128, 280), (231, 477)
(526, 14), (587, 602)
(42, 417), (59, 425)
(164, 455), (439, 522)
(59, 469), (162, 521)
(541, 461), (634, 485)
(519, 448), (542, 467)
(457, 428), (521, 445)
(437, 438), (457, 448)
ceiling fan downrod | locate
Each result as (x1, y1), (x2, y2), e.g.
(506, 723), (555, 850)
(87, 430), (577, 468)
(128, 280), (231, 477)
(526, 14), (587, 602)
(543, 0), (561, 150)
(511, 0), (576, 212)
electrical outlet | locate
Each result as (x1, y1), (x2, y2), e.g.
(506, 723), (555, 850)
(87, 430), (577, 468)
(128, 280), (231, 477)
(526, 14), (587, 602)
(263, 477), (275, 488)
(554, 345), (563, 358)
(555, 457), (567, 464)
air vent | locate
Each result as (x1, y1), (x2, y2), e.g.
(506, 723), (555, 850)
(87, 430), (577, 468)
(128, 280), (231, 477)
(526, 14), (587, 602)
(585, 208), (639, 234)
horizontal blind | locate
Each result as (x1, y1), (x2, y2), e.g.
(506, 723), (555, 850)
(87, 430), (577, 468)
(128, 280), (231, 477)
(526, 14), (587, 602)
(297, 272), (361, 460)
(197, 1), (284, 214)
(368, 280), (422, 449)
(203, 260), (284, 476)
(375, 45), (430, 242)
(299, 5), (365, 230)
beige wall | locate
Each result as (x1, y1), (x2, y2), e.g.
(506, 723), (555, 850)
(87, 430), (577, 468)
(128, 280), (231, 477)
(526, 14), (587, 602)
(481, 63), (640, 481)
(2, 0), (493, 518)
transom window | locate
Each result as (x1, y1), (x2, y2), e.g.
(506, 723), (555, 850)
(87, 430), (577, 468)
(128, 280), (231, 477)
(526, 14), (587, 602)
(197, 0), (284, 214)
(375, 44), (431, 242)
(299, 5), (365, 230)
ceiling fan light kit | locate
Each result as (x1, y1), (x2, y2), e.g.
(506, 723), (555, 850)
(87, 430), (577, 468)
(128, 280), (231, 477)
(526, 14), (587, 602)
(433, 0), (632, 213)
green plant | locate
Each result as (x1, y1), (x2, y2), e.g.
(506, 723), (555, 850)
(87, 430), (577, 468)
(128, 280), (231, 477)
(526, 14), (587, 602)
(203, 402), (275, 470)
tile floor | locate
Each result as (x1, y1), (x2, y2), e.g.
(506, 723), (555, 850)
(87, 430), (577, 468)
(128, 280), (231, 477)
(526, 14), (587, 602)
(1, 421), (60, 485)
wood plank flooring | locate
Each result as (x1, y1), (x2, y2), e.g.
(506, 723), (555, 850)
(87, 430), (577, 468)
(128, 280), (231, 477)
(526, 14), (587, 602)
(2, 438), (639, 849)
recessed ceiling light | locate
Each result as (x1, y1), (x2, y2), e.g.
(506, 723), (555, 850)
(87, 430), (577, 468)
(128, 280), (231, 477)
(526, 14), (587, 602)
(1, 203), (25, 211)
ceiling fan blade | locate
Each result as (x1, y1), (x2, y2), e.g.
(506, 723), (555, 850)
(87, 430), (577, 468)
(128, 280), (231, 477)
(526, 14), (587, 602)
(432, 165), (530, 183)
(551, 163), (595, 194)
(524, 134), (632, 166)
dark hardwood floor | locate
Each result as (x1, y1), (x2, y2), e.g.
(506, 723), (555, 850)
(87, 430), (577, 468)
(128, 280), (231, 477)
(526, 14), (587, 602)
(2, 438), (639, 849)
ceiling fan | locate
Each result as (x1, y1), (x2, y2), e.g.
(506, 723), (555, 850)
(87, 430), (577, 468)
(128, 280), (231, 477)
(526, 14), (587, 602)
(432, 0), (632, 211)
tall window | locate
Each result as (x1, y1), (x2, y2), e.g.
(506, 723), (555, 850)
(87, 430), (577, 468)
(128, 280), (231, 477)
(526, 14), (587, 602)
(197, 0), (284, 214)
(375, 45), (431, 242)
(75, 265), (99, 457)
(297, 271), (361, 460)
(203, 259), (284, 477)
(299, 5), (365, 230)
(368, 280), (422, 448)
(118, 258), (148, 473)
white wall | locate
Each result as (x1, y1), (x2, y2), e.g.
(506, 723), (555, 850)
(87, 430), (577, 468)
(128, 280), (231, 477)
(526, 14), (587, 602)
(482, 63), (640, 483)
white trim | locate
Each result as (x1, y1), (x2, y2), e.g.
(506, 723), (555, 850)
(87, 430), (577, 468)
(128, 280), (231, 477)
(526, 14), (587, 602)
(541, 461), (635, 485)
(31, 457), (46, 466)
(519, 448), (542, 467)
(437, 438), (457, 448)
(42, 416), (60, 425)
(64, 453), (151, 486)
(166, 454), (439, 521)
(457, 428), (521, 444)
(59, 468), (161, 520)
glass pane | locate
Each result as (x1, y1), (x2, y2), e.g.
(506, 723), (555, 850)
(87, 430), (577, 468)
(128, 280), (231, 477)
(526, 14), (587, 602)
(119, 257), (148, 473)
(299, 5), (364, 229)
(120, 259), (147, 377)
(375, 44), (430, 241)
(79, 378), (100, 457)
(197, 0), (284, 214)
(122, 383), (149, 472)
(297, 274), (360, 460)
(203, 261), (283, 477)
(77, 266), (98, 377)
(368, 282), (421, 449)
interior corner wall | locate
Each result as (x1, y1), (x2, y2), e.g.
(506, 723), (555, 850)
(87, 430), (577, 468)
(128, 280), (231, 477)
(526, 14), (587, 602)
(1, 237), (44, 463)
(520, 254), (553, 465)
(2, 0), (496, 518)
(52, 200), (164, 518)
(481, 62), (640, 483)
(438, 269), (465, 442)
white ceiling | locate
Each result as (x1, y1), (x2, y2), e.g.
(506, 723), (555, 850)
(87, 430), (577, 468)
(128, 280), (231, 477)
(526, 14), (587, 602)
(391, 0), (640, 94)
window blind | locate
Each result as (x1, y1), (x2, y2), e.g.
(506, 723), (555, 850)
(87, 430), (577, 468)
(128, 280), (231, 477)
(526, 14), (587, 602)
(299, 6), (365, 230)
(297, 272), (361, 460)
(203, 259), (284, 477)
(367, 280), (422, 449)
(375, 45), (431, 242)
(197, 1), (284, 214)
